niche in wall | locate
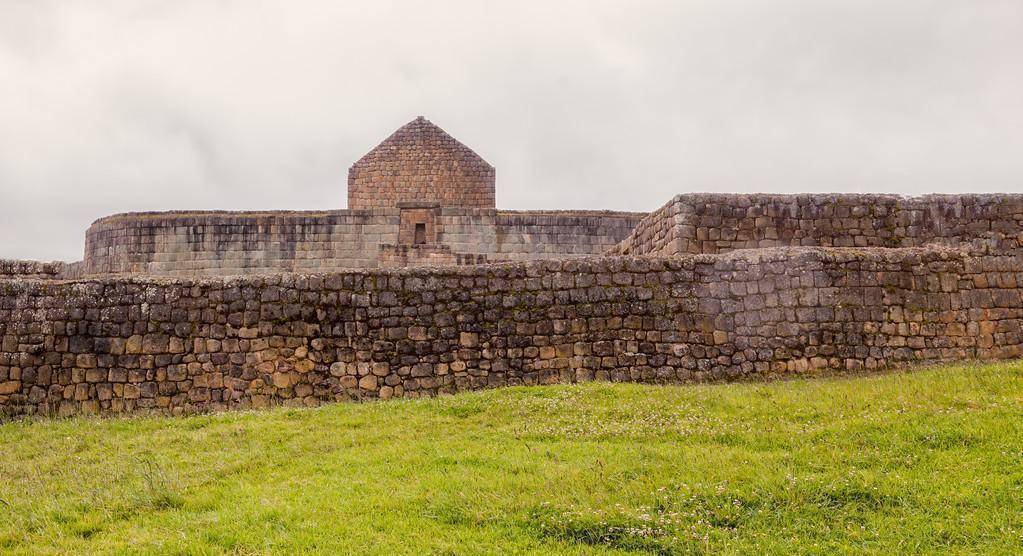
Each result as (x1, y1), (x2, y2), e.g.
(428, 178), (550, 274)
(397, 202), (440, 246)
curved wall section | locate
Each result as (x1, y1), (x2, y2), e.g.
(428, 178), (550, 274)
(82, 209), (647, 276)
(84, 210), (401, 276)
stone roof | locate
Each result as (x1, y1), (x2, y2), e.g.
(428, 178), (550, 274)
(347, 117), (496, 209)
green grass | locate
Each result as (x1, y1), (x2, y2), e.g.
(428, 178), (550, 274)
(2, 363), (1022, 555)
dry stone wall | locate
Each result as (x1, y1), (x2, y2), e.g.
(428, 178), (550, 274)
(83, 210), (400, 276)
(3, 246), (1022, 417)
(0, 260), (82, 280)
(615, 193), (1023, 256)
(82, 209), (646, 277)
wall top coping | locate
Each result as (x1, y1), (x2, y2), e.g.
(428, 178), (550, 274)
(90, 192), (1023, 228)
(0, 259), (66, 276)
(662, 192), (1023, 205)
(88, 208), (649, 227)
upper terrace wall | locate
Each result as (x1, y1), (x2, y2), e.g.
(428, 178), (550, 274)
(614, 194), (1023, 256)
(3, 246), (1021, 417)
(443, 209), (646, 260)
(84, 210), (400, 276)
(0, 260), (82, 280)
(82, 209), (647, 277)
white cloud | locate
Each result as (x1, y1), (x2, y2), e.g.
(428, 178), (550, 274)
(1, 0), (1022, 260)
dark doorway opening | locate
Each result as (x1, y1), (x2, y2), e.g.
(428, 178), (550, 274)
(414, 223), (427, 245)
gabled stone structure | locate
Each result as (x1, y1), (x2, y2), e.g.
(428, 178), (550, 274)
(347, 116), (496, 210)
(75, 117), (644, 275)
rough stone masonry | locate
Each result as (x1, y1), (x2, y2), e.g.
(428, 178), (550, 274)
(2, 246), (1022, 417)
(1, 117), (1022, 416)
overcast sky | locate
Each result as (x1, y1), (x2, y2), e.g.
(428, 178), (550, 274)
(2, 0), (1022, 261)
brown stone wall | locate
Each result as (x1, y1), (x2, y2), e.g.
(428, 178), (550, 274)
(347, 117), (496, 210)
(82, 209), (646, 276)
(3, 246), (1021, 417)
(614, 193), (1023, 256)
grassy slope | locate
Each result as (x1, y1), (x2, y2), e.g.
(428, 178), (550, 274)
(1, 363), (1022, 555)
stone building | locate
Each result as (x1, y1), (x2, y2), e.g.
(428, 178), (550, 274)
(78, 117), (646, 276)
(4, 117), (1023, 417)
(14, 118), (1023, 279)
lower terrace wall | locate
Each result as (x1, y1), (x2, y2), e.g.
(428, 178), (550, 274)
(82, 209), (647, 276)
(615, 193), (1023, 256)
(2, 246), (1021, 417)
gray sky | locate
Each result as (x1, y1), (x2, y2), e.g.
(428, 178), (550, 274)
(2, 0), (1022, 261)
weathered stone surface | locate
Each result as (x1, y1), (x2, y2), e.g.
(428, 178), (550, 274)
(80, 207), (645, 276)
(348, 117), (496, 210)
(614, 193), (1023, 257)
(70, 192), (1023, 278)
(0, 259), (81, 280)
(2, 245), (1022, 418)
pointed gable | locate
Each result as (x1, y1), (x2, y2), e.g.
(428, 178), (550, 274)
(347, 117), (496, 210)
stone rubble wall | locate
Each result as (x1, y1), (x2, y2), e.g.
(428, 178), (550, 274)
(613, 193), (1023, 256)
(0, 260), (83, 280)
(3, 246), (1021, 417)
(82, 209), (646, 277)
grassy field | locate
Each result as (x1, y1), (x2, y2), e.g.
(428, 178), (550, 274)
(1, 363), (1022, 555)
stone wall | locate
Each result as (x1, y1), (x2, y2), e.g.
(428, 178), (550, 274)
(614, 193), (1023, 256)
(442, 209), (647, 260)
(3, 246), (1021, 417)
(82, 209), (646, 277)
(83, 210), (400, 276)
(0, 260), (82, 280)
(347, 117), (496, 210)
